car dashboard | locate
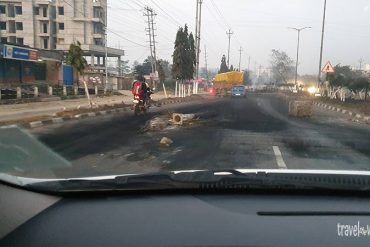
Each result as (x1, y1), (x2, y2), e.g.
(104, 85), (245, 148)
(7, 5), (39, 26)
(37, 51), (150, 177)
(1, 183), (370, 247)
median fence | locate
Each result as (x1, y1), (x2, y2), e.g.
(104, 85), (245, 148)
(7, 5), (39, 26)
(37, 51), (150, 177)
(0, 83), (106, 101)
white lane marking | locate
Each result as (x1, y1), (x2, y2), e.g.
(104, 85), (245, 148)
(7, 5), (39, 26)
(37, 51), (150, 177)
(273, 146), (287, 169)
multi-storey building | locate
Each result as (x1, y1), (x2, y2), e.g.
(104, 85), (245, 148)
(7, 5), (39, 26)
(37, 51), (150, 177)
(0, 0), (124, 73)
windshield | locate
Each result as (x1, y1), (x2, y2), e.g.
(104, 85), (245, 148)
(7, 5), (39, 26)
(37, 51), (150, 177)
(0, 0), (370, 191)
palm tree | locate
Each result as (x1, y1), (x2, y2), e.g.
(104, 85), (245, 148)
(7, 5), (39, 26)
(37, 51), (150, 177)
(66, 41), (87, 85)
(66, 41), (92, 107)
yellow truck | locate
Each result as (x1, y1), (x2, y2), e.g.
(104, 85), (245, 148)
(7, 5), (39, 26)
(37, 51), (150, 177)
(212, 71), (244, 95)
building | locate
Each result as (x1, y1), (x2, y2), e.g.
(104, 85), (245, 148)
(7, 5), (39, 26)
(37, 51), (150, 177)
(0, 0), (124, 77)
(0, 43), (67, 86)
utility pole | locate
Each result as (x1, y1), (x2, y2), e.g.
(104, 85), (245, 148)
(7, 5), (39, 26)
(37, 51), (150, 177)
(238, 46), (243, 71)
(204, 45), (209, 82)
(359, 58), (364, 70)
(318, 0), (327, 87)
(226, 29), (233, 68)
(144, 7), (157, 75)
(104, 26), (108, 92)
(288, 26), (311, 89)
(195, 0), (203, 80)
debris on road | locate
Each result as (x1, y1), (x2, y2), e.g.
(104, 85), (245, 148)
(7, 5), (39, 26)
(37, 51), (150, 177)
(289, 100), (313, 117)
(172, 113), (196, 125)
(160, 137), (173, 146)
(146, 117), (168, 131)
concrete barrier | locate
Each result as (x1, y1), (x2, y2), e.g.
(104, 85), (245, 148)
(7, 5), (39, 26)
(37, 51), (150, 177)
(289, 100), (313, 117)
(16, 87), (21, 99)
(34, 86), (39, 98)
(48, 86), (53, 96)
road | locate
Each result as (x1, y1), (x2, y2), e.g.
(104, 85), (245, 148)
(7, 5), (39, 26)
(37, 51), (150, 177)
(30, 93), (370, 178)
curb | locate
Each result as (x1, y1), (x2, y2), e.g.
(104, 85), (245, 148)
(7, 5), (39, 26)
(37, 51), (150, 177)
(22, 96), (198, 129)
(314, 102), (370, 124)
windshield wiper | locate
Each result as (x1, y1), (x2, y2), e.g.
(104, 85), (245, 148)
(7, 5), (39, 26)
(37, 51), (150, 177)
(23, 169), (370, 193)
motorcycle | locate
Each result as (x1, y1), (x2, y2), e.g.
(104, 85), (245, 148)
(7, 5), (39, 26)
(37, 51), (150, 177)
(133, 91), (152, 116)
(133, 95), (147, 116)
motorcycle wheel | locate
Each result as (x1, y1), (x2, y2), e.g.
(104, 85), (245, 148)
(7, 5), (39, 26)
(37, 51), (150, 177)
(134, 104), (140, 116)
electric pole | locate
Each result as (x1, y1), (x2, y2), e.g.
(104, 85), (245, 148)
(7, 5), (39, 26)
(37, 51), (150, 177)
(359, 58), (364, 70)
(318, 0), (327, 87)
(226, 29), (233, 68)
(144, 7), (157, 75)
(204, 45), (209, 82)
(104, 26), (108, 92)
(238, 46), (243, 71)
(195, 0), (203, 80)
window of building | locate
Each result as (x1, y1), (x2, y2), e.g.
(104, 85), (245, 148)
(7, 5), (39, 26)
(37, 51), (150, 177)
(43, 22), (48, 33)
(52, 37), (57, 49)
(34, 7), (39, 15)
(58, 22), (64, 30)
(7, 4), (15, 17)
(58, 6), (64, 15)
(94, 38), (103, 46)
(16, 22), (23, 31)
(0, 5), (6, 14)
(15, 6), (22, 15)
(0, 22), (6, 30)
(1, 37), (7, 43)
(51, 21), (57, 34)
(16, 37), (23, 45)
(43, 38), (48, 49)
(43, 7), (47, 17)
(8, 36), (16, 44)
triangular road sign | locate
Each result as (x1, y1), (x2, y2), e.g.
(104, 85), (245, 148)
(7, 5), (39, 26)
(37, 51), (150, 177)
(321, 61), (335, 73)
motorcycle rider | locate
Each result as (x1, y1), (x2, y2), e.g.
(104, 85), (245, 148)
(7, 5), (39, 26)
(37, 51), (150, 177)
(132, 75), (145, 102)
(142, 82), (153, 107)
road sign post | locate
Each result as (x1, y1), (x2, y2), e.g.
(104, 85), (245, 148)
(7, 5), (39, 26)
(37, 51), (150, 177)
(320, 61), (335, 96)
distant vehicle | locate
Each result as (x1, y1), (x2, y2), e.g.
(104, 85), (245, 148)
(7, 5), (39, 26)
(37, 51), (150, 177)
(231, 85), (246, 97)
(212, 71), (244, 95)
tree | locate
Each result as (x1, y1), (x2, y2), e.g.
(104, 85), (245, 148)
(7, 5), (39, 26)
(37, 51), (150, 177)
(348, 77), (370, 101)
(219, 55), (229, 73)
(172, 25), (195, 81)
(243, 70), (251, 85)
(119, 60), (131, 74)
(172, 27), (185, 80)
(157, 60), (166, 83)
(66, 41), (91, 107)
(133, 57), (152, 76)
(188, 32), (196, 79)
(327, 65), (353, 88)
(270, 49), (294, 85)
(66, 41), (87, 85)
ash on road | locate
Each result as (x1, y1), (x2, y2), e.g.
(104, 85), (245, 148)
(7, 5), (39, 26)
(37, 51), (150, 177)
(32, 94), (370, 178)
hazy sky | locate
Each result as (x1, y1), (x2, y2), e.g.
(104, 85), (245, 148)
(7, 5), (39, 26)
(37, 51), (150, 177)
(107, 0), (370, 75)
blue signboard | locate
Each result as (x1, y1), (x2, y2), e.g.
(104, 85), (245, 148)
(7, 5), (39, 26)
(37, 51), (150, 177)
(3, 45), (39, 61)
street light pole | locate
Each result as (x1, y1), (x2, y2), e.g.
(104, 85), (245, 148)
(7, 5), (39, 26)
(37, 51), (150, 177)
(288, 26), (311, 89)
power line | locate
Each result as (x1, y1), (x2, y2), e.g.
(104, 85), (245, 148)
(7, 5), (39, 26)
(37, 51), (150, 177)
(150, 0), (182, 26)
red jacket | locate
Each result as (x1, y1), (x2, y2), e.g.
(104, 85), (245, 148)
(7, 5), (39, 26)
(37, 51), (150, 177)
(132, 81), (144, 99)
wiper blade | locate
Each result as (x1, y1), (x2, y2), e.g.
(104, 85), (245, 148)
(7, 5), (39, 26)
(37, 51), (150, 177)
(24, 169), (370, 193)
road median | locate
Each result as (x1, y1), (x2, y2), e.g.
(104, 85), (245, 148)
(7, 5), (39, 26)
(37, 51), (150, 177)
(0, 95), (205, 129)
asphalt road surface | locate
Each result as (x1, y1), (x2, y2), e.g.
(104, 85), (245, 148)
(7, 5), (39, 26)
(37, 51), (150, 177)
(31, 93), (370, 178)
